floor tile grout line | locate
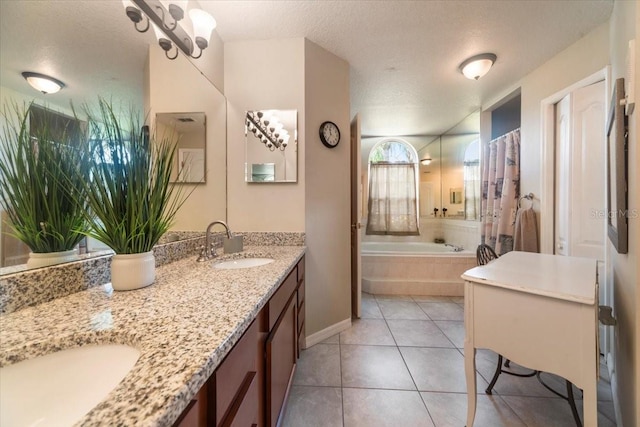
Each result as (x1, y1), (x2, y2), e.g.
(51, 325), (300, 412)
(379, 297), (439, 426)
(431, 316), (462, 349)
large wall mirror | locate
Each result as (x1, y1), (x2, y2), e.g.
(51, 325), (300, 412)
(156, 112), (206, 184)
(361, 110), (480, 225)
(245, 109), (298, 183)
(419, 110), (481, 220)
(0, 1), (227, 274)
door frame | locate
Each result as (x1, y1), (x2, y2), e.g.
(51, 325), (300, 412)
(540, 66), (610, 253)
(540, 65), (612, 356)
(350, 114), (362, 318)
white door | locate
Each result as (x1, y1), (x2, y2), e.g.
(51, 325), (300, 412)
(554, 80), (607, 352)
(554, 80), (606, 259)
(350, 114), (362, 318)
(554, 94), (572, 256)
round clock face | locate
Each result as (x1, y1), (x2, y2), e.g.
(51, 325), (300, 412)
(319, 121), (340, 148)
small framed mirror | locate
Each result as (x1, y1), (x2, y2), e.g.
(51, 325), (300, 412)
(245, 109), (298, 183)
(156, 112), (206, 184)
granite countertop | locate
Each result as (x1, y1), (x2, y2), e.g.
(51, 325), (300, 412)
(0, 245), (306, 426)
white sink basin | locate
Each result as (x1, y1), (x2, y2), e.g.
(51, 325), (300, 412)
(214, 258), (274, 270)
(0, 344), (140, 427)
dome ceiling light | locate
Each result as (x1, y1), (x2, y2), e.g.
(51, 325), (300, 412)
(21, 72), (65, 94)
(459, 53), (497, 80)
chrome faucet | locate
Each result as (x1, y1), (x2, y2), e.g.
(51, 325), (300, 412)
(197, 221), (233, 262)
(445, 243), (464, 252)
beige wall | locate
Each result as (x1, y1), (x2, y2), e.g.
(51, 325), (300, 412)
(608, 1), (638, 426)
(304, 39), (352, 336)
(520, 22), (610, 220)
(225, 38), (351, 337)
(224, 39), (306, 232)
(146, 45), (227, 231)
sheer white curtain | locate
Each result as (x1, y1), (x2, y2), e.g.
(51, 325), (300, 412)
(366, 163), (419, 235)
(481, 129), (520, 255)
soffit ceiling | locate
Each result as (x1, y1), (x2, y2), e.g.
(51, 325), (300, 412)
(1, 1), (613, 138)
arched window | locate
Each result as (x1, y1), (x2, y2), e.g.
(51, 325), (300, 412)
(366, 139), (419, 235)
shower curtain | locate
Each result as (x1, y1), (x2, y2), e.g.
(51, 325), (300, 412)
(481, 128), (520, 255)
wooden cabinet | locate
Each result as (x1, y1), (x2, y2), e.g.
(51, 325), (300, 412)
(296, 262), (305, 358)
(264, 257), (305, 427)
(266, 293), (297, 427)
(173, 256), (305, 427)
(214, 319), (259, 426)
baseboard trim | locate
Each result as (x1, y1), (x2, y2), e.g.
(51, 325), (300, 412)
(304, 318), (352, 348)
(606, 352), (623, 427)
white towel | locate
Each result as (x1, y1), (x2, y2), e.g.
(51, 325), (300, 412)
(514, 208), (539, 252)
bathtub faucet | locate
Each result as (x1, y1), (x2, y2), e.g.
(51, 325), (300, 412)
(445, 243), (464, 252)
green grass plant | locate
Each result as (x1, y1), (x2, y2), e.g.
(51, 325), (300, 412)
(81, 99), (189, 254)
(0, 102), (89, 253)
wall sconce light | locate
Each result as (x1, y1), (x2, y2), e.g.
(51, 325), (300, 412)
(459, 53), (497, 80)
(123, 0), (216, 60)
(420, 157), (432, 166)
(245, 111), (290, 152)
(21, 72), (65, 94)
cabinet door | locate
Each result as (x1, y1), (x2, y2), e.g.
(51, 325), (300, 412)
(265, 296), (297, 427)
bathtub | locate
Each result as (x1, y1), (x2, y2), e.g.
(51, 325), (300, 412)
(360, 241), (476, 296)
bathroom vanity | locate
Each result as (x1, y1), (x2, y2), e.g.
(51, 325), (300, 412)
(0, 243), (305, 427)
(175, 254), (306, 427)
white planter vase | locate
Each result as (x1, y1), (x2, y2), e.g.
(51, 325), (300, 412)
(110, 251), (156, 291)
(26, 249), (79, 269)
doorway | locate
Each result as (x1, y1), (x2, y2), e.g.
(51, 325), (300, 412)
(541, 67), (611, 357)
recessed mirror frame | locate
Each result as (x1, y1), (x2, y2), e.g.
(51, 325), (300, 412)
(244, 109), (298, 183)
(606, 78), (628, 254)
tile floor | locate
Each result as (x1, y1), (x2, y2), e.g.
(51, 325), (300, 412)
(281, 293), (617, 427)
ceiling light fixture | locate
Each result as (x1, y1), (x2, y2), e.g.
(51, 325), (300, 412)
(459, 53), (497, 80)
(21, 72), (65, 94)
(420, 157), (432, 166)
(122, 0), (216, 60)
(245, 111), (290, 152)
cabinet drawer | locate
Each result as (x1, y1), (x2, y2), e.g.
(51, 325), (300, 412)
(215, 319), (258, 426)
(222, 372), (258, 427)
(268, 267), (297, 330)
(266, 296), (297, 427)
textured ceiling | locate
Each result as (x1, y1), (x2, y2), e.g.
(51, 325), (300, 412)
(201, 0), (613, 136)
(1, 1), (613, 137)
(0, 1), (151, 111)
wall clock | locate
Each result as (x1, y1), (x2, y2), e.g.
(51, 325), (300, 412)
(319, 121), (340, 148)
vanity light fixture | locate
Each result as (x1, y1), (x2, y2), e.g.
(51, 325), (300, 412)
(21, 72), (65, 94)
(245, 111), (290, 152)
(122, 0), (216, 60)
(459, 53), (497, 80)
(420, 157), (432, 166)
